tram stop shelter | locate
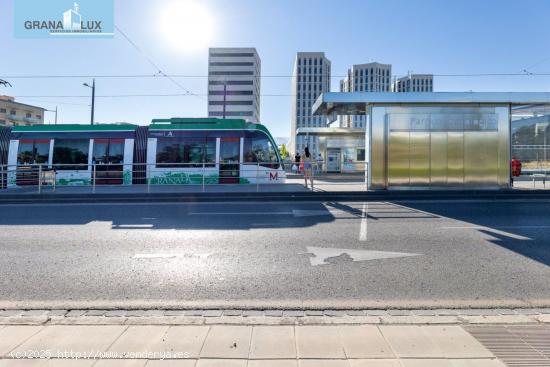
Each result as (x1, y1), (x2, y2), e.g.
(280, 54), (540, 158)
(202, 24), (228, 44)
(312, 92), (550, 190)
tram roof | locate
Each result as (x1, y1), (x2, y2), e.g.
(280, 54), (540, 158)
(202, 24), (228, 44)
(149, 118), (272, 135)
(11, 124), (138, 132)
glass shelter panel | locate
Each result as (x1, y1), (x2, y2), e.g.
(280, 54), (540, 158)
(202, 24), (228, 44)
(511, 104), (550, 174)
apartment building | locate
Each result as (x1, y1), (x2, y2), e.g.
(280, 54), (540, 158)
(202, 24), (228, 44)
(207, 47), (261, 123)
(289, 52), (331, 155)
(0, 96), (45, 126)
(339, 62), (392, 128)
(394, 74), (433, 92)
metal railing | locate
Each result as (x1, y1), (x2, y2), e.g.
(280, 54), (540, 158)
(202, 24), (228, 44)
(0, 160), (370, 193)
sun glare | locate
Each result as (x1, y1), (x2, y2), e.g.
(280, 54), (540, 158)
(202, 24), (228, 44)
(159, 0), (215, 52)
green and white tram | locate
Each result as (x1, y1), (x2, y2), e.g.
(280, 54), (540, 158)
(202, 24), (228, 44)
(0, 118), (285, 188)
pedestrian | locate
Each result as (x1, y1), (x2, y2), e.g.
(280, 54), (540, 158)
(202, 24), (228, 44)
(293, 152), (301, 174)
(316, 153), (324, 174)
(303, 146), (314, 189)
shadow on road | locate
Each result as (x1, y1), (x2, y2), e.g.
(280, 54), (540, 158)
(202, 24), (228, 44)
(396, 201), (550, 268)
(0, 202), (336, 230)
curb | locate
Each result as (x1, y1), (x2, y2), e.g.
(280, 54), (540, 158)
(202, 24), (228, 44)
(1, 189), (550, 204)
(1, 309), (549, 326)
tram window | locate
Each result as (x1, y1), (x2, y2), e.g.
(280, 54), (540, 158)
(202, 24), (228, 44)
(53, 139), (89, 170)
(243, 132), (279, 168)
(156, 137), (216, 168)
(17, 139), (50, 165)
(93, 139), (124, 164)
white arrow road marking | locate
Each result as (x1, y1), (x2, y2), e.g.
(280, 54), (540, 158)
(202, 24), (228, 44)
(302, 246), (421, 266)
(359, 203), (368, 241)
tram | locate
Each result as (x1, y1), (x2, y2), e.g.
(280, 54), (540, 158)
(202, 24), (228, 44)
(0, 118), (285, 188)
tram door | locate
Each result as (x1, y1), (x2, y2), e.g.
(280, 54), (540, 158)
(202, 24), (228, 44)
(219, 137), (240, 183)
(92, 139), (124, 185)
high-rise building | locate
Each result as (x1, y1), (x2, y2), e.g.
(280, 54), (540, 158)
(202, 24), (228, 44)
(207, 47), (261, 123)
(289, 52), (331, 155)
(394, 74), (433, 92)
(0, 96), (45, 126)
(339, 62), (391, 128)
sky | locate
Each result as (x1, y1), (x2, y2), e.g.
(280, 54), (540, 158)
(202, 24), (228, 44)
(1, 0), (550, 138)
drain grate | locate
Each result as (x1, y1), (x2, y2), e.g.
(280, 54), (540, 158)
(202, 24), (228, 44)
(465, 325), (550, 366)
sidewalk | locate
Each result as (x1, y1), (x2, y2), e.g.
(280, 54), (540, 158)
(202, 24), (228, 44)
(2, 310), (550, 366)
(0, 324), (506, 366)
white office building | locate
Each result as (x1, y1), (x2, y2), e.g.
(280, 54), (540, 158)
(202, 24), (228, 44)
(339, 62), (392, 128)
(289, 52), (331, 156)
(207, 48), (261, 123)
(394, 74), (433, 92)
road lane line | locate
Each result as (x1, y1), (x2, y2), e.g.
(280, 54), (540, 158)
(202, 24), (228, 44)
(189, 211), (292, 216)
(443, 226), (532, 240)
(133, 253), (210, 259)
(133, 254), (178, 259)
(112, 224), (154, 228)
(444, 226), (550, 229)
(359, 202), (368, 241)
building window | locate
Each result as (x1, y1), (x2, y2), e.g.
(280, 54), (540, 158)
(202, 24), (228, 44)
(0, 119), (5, 125)
(156, 137), (216, 168)
(208, 90), (253, 96)
(209, 80), (253, 85)
(209, 62), (254, 66)
(10, 110), (16, 115)
(209, 111), (253, 117)
(25, 113), (32, 118)
(53, 139), (89, 170)
(0, 108), (6, 113)
(35, 115), (41, 119)
(209, 52), (254, 57)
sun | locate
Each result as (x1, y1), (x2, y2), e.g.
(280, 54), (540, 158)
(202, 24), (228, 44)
(159, 0), (215, 52)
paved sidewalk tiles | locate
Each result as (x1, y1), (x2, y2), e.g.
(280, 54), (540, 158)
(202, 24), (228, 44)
(0, 324), (524, 366)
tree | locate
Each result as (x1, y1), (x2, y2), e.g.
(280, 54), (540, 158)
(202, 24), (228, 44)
(279, 144), (289, 159)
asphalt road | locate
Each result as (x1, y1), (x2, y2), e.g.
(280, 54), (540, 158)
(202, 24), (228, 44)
(1, 199), (550, 309)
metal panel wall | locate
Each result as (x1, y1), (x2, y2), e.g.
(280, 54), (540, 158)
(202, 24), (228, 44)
(369, 106), (387, 189)
(388, 132), (409, 186)
(446, 132), (464, 185)
(464, 132), (498, 186)
(430, 132), (447, 185)
(409, 132), (430, 186)
(370, 104), (510, 190)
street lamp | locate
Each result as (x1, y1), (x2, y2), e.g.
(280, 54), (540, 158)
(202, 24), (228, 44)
(82, 79), (95, 125)
(45, 106), (58, 125)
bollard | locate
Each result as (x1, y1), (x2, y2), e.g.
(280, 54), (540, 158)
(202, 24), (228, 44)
(147, 165), (150, 193)
(256, 163), (259, 192)
(38, 165), (42, 194)
(92, 164), (96, 193)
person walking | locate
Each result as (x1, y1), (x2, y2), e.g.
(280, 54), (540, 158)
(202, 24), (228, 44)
(303, 147), (314, 189)
(293, 152), (301, 173)
(316, 153), (324, 174)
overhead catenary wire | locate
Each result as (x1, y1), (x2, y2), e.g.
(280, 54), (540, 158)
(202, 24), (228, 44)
(114, 25), (204, 100)
(12, 93), (303, 98)
(3, 72), (550, 79)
